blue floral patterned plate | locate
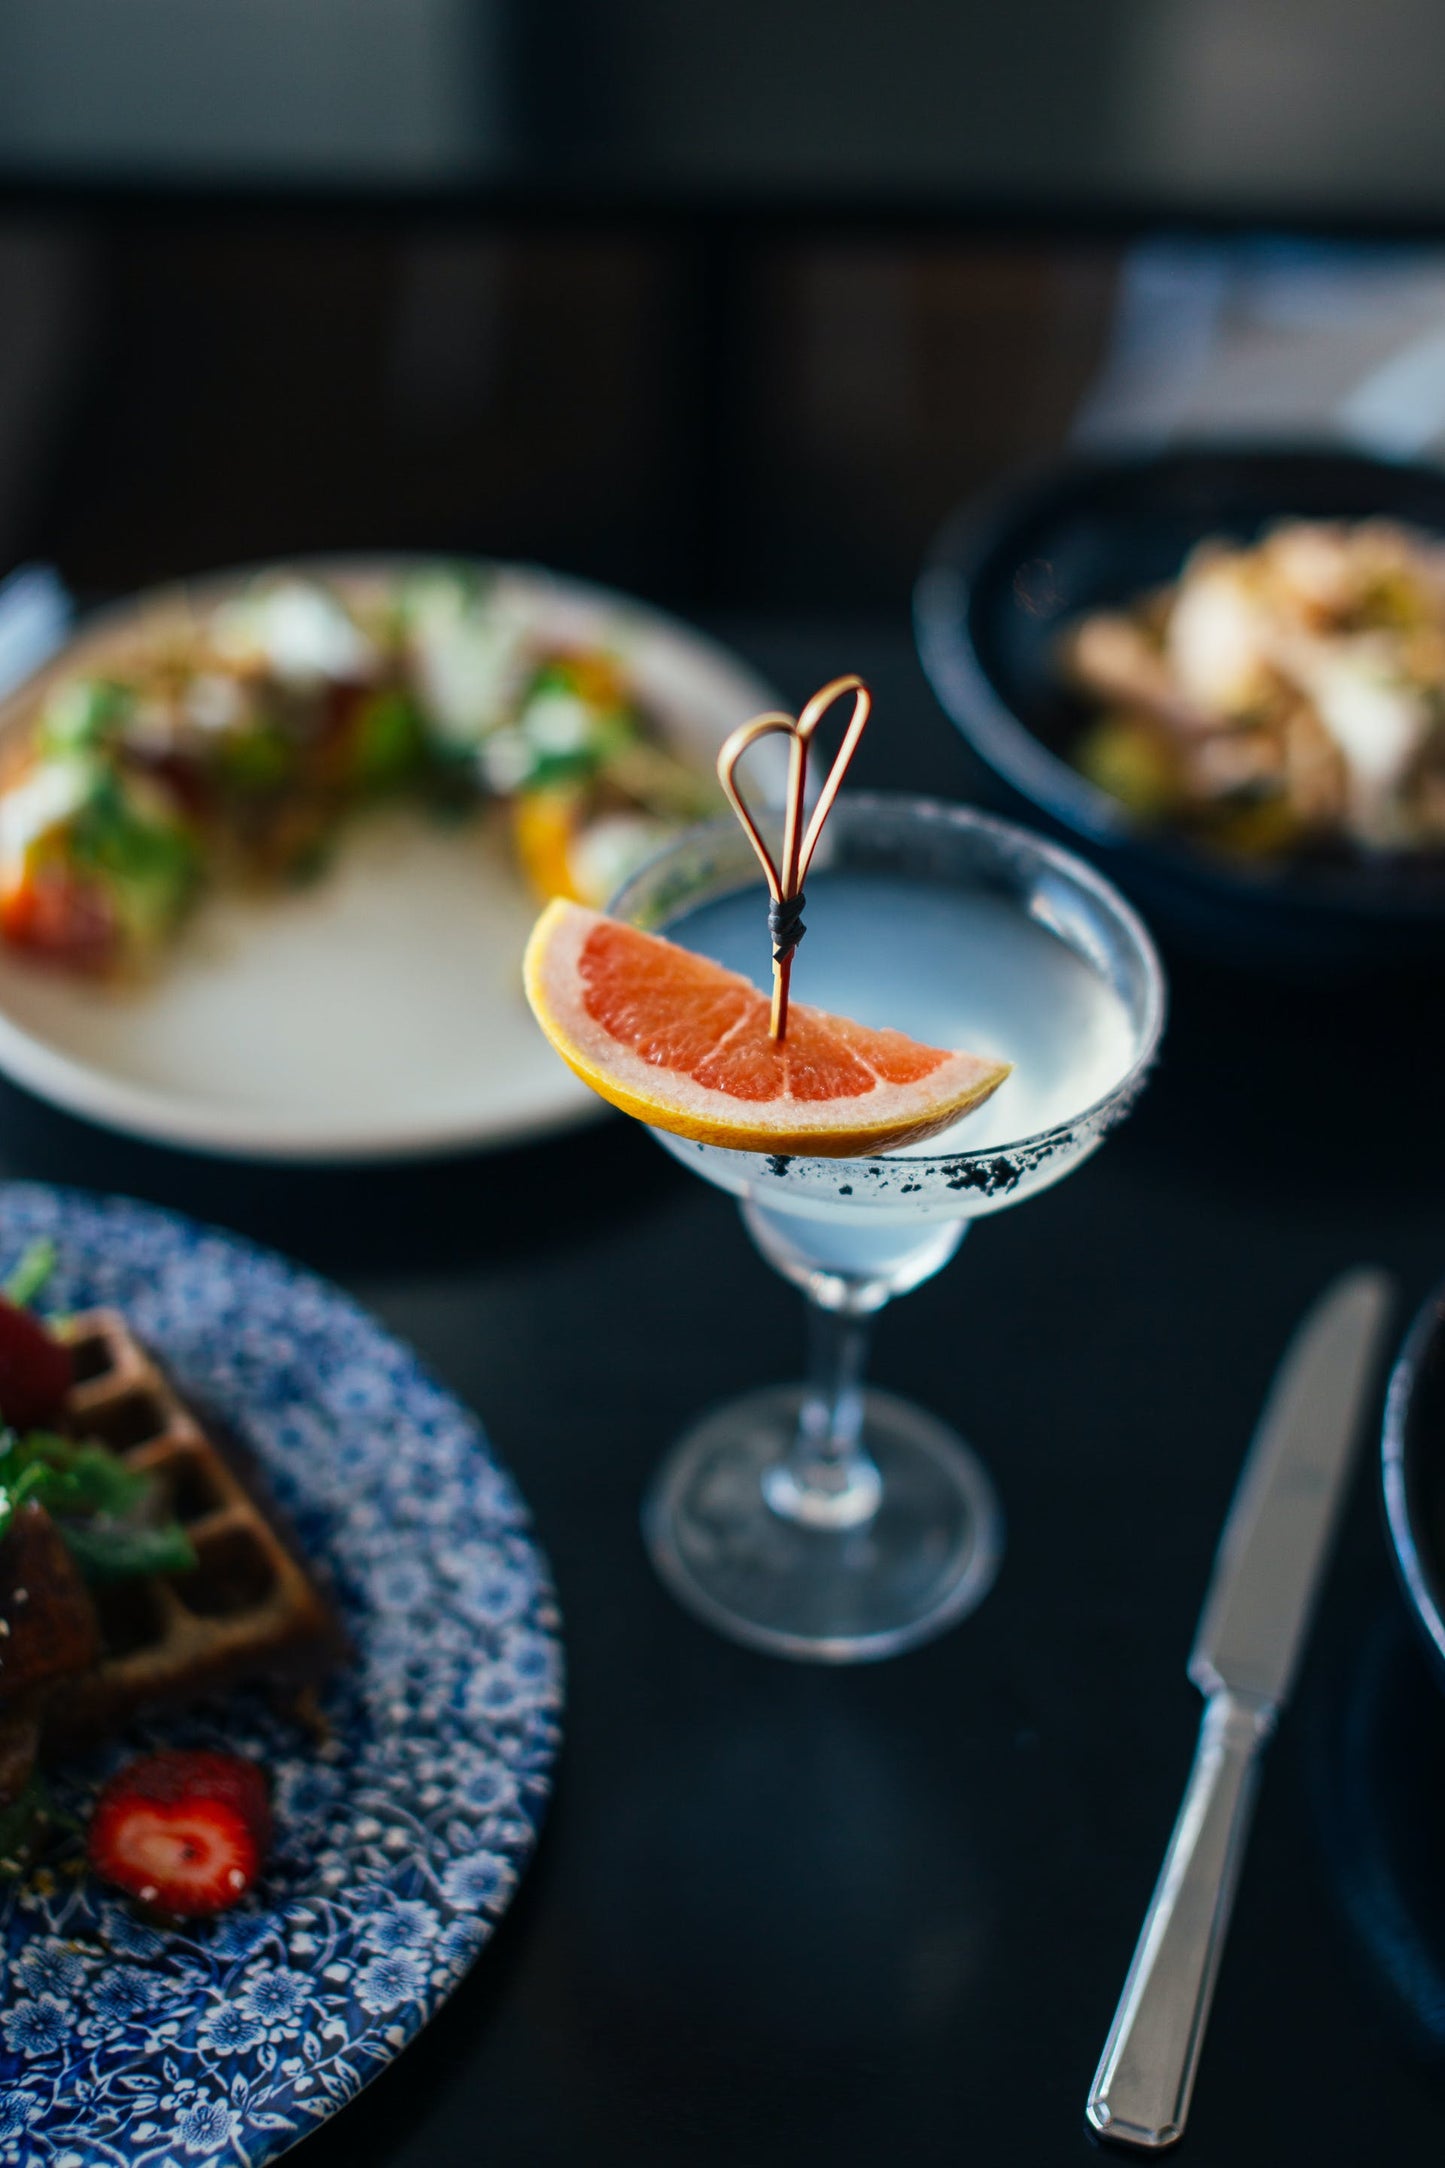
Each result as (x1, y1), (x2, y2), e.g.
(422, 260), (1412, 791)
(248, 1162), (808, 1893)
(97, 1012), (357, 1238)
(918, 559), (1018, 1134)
(0, 1184), (562, 2165)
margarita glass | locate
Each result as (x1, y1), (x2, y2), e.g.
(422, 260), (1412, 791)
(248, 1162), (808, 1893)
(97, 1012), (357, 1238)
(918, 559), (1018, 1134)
(610, 793), (1165, 1663)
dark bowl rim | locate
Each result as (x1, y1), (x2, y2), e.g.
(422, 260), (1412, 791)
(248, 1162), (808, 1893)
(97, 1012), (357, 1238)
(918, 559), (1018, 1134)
(1381, 1281), (1445, 1683)
(913, 439), (1445, 924)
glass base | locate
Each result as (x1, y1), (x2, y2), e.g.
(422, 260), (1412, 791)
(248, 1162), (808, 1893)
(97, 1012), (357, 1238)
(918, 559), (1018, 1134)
(642, 1384), (1004, 1663)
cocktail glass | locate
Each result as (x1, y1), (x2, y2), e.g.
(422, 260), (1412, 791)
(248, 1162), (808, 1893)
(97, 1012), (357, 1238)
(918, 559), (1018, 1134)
(610, 792), (1165, 1663)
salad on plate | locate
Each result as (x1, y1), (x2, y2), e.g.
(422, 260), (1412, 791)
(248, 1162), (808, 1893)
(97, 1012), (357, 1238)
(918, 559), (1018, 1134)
(0, 565), (715, 977)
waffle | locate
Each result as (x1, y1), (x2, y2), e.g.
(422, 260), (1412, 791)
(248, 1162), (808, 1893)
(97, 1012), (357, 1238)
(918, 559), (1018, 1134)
(30, 1308), (339, 1750)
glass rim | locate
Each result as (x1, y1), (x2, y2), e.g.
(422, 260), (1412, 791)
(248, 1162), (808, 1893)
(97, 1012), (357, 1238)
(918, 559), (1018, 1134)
(608, 789), (1168, 1177)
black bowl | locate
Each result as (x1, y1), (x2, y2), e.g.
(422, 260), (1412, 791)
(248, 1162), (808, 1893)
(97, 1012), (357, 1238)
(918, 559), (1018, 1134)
(1383, 1286), (1445, 1692)
(914, 444), (1445, 971)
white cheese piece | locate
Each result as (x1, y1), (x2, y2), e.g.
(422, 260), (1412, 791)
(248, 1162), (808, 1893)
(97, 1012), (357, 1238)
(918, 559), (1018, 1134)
(213, 581), (376, 684)
(409, 597), (535, 746)
(521, 691), (593, 756)
(478, 728), (533, 794)
(0, 757), (92, 872)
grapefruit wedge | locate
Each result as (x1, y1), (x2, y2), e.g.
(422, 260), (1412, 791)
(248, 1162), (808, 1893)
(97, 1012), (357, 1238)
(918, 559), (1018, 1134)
(524, 900), (1012, 1157)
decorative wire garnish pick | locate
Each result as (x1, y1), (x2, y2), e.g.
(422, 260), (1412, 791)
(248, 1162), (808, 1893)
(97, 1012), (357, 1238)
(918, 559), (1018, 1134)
(715, 675), (871, 1043)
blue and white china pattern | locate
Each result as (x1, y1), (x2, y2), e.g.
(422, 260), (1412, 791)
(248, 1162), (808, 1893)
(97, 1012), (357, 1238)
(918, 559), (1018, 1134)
(0, 1185), (562, 2165)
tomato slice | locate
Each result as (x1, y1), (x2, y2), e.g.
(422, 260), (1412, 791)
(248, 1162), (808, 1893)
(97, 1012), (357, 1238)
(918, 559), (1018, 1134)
(1, 868), (120, 972)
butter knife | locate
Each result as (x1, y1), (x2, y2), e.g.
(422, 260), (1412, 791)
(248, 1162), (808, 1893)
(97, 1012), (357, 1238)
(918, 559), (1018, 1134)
(1086, 1267), (1394, 2149)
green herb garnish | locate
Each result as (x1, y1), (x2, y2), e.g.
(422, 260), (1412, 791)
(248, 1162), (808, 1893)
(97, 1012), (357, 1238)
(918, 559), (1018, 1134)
(0, 1426), (196, 1577)
(39, 677), (134, 755)
(69, 769), (200, 903)
(350, 690), (425, 790)
(1, 1429), (151, 1520)
(3, 1238), (57, 1309)
(214, 720), (298, 794)
(59, 1517), (198, 1582)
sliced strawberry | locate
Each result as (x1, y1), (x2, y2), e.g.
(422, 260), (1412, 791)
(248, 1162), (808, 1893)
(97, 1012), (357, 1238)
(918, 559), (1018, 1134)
(0, 1294), (73, 1428)
(88, 1750), (271, 1918)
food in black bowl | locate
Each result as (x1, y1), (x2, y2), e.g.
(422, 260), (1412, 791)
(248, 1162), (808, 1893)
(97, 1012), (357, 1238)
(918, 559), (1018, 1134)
(914, 445), (1445, 968)
(1383, 1284), (1445, 1694)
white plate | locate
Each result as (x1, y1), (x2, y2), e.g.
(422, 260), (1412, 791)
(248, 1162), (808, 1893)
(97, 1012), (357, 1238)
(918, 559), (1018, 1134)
(0, 561), (783, 1160)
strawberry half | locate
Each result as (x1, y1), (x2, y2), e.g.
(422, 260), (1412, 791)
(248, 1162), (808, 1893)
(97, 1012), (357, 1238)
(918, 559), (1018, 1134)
(0, 1293), (73, 1429)
(87, 1750), (272, 1919)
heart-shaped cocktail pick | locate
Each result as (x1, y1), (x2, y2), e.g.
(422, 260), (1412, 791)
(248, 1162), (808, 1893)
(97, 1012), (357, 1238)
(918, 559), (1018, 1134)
(716, 674), (871, 1041)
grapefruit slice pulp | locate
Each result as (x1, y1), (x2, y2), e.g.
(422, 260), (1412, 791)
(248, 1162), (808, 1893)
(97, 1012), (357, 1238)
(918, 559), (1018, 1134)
(524, 899), (1011, 1157)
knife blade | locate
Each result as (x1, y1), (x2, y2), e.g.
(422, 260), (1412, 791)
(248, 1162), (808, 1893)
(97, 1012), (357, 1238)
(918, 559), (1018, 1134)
(1086, 1267), (1394, 2150)
(1188, 1269), (1395, 1708)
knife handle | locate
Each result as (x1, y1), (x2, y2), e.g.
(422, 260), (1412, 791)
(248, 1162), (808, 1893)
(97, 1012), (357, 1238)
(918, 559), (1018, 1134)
(1086, 1690), (1273, 2149)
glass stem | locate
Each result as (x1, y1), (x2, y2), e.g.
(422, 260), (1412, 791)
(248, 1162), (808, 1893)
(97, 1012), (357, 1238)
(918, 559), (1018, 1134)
(763, 1289), (885, 1530)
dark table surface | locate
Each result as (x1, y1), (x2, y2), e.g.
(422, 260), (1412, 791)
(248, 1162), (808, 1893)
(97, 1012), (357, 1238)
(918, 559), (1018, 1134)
(4, 615), (1445, 2165)
(7, 0), (1445, 233)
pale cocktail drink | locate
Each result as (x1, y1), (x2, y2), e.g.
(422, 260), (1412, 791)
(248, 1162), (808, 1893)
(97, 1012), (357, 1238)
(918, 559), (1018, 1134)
(598, 793), (1165, 1661)
(658, 866), (1140, 1293)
